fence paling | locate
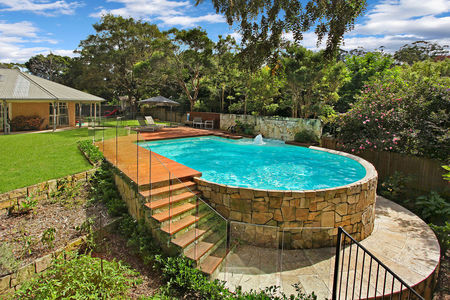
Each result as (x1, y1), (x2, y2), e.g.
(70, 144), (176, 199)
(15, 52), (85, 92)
(332, 227), (424, 300)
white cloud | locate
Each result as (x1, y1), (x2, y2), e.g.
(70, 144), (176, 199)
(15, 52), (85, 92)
(284, 0), (450, 53)
(0, 21), (74, 63)
(0, 21), (38, 38)
(91, 0), (225, 27)
(228, 32), (242, 43)
(158, 13), (224, 27)
(345, 0), (450, 52)
(0, 0), (82, 16)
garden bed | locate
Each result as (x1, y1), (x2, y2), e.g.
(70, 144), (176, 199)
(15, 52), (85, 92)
(0, 180), (112, 277)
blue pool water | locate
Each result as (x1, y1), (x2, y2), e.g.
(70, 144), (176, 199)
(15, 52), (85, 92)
(140, 136), (366, 190)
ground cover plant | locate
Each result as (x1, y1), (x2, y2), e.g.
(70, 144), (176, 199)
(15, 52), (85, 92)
(0, 178), (112, 276)
(14, 252), (141, 299)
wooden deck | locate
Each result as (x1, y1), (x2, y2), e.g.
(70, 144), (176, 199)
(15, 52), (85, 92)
(97, 126), (242, 187)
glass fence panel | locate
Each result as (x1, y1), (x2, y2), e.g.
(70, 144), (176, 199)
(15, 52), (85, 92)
(280, 227), (335, 299)
(220, 222), (281, 293)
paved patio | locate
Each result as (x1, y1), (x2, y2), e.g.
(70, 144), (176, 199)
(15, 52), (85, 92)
(217, 197), (440, 299)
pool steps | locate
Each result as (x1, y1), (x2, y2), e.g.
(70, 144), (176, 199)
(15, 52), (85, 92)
(140, 179), (227, 277)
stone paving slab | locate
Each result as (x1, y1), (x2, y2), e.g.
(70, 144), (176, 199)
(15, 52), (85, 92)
(217, 196), (440, 298)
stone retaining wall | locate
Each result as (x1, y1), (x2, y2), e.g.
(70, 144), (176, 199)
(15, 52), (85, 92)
(195, 146), (378, 249)
(0, 236), (87, 296)
(0, 169), (97, 212)
(220, 114), (322, 141)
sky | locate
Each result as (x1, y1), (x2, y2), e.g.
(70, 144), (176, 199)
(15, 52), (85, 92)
(0, 0), (449, 63)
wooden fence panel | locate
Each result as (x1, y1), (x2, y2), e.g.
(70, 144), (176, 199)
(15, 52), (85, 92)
(320, 137), (449, 194)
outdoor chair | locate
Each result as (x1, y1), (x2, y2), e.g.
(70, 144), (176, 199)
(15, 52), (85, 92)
(145, 116), (165, 129)
(193, 117), (204, 128)
(132, 116), (162, 132)
(204, 120), (214, 129)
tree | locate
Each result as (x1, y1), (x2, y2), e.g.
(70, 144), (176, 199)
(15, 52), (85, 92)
(0, 62), (23, 69)
(25, 54), (71, 83)
(77, 15), (165, 110)
(203, 0), (367, 62)
(281, 44), (349, 118)
(169, 28), (214, 111)
(336, 51), (395, 112)
(394, 41), (449, 65)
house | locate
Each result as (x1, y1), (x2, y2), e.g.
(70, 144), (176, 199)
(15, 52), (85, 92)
(0, 68), (104, 134)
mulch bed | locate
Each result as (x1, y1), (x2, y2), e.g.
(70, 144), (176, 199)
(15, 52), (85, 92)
(91, 230), (162, 298)
(433, 254), (450, 300)
(0, 182), (112, 277)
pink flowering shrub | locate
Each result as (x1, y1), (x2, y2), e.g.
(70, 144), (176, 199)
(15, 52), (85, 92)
(337, 60), (449, 161)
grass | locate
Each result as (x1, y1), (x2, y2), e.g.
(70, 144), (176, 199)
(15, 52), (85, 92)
(0, 127), (130, 193)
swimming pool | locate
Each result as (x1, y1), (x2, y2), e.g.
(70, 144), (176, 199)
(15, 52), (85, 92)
(140, 136), (366, 190)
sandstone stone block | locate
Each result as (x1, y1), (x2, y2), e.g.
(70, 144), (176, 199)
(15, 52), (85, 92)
(295, 208), (309, 220)
(316, 201), (327, 210)
(254, 197), (265, 202)
(299, 198), (311, 208)
(268, 191), (284, 198)
(281, 200), (290, 207)
(321, 211), (335, 227)
(0, 193), (9, 202)
(216, 205), (230, 218)
(9, 188), (26, 198)
(239, 188), (254, 199)
(242, 213), (252, 223)
(347, 195), (358, 204)
(269, 197), (282, 209)
(229, 211), (242, 221)
(252, 201), (268, 212)
(0, 199), (15, 210)
(35, 254), (52, 273)
(307, 211), (320, 221)
(273, 209), (283, 221)
(305, 191), (316, 198)
(335, 203), (348, 216)
(231, 193), (241, 199)
(231, 198), (251, 212)
(254, 190), (268, 197)
(0, 274), (10, 292)
(252, 212), (273, 224)
(12, 263), (35, 286)
(309, 202), (317, 212)
(281, 207), (295, 221)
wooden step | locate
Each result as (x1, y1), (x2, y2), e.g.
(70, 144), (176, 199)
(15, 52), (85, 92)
(199, 255), (224, 275)
(152, 202), (197, 222)
(161, 215), (199, 235)
(172, 228), (206, 248)
(140, 181), (196, 198)
(144, 191), (199, 210)
(184, 241), (214, 261)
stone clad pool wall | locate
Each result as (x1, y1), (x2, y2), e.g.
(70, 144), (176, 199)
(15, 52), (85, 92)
(195, 147), (378, 249)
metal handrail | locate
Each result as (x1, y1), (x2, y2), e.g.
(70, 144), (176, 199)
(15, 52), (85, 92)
(332, 227), (424, 300)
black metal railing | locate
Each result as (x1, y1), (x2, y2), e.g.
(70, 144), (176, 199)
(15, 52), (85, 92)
(332, 227), (424, 300)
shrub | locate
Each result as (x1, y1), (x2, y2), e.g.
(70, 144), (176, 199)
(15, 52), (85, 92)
(415, 191), (450, 225)
(235, 120), (255, 135)
(14, 252), (141, 299)
(10, 115), (44, 131)
(89, 164), (127, 216)
(429, 222), (450, 256)
(378, 171), (412, 203)
(294, 129), (319, 144)
(337, 60), (449, 161)
(78, 140), (104, 164)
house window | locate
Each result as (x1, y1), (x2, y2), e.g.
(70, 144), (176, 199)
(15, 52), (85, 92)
(49, 102), (69, 126)
(0, 102), (9, 132)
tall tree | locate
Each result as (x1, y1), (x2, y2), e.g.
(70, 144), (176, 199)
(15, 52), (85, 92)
(202, 0), (367, 62)
(77, 15), (165, 110)
(169, 28), (214, 111)
(336, 51), (395, 112)
(394, 41), (449, 65)
(281, 44), (349, 118)
(25, 53), (71, 83)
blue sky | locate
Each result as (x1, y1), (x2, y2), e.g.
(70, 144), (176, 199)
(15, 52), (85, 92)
(0, 0), (449, 63)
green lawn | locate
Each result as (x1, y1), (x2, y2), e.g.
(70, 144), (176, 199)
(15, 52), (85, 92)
(0, 127), (129, 193)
